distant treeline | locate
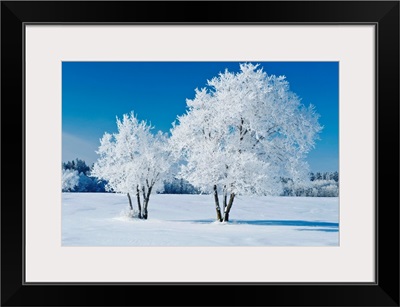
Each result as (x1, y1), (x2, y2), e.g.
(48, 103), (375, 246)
(62, 159), (338, 197)
(281, 171), (339, 197)
(62, 159), (107, 192)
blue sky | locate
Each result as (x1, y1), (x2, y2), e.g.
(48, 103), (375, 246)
(62, 61), (339, 172)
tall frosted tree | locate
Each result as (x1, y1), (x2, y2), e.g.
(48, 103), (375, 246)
(170, 63), (322, 222)
(92, 112), (171, 219)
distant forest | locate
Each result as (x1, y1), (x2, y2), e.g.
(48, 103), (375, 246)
(62, 159), (339, 197)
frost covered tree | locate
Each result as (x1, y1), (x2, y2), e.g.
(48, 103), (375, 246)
(62, 159), (106, 192)
(92, 112), (171, 219)
(170, 63), (322, 222)
(62, 169), (79, 192)
(63, 158), (90, 174)
(282, 172), (339, 197)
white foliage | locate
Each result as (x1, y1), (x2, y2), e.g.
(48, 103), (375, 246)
(309, 180), (339, 197)
(62, 169), (79, 192)
(282, 179), (339, 197)
(170, 63), (322, 197)
(92, 112), (172, 196)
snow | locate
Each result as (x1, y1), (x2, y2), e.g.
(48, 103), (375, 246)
(62, 193), (338, 247)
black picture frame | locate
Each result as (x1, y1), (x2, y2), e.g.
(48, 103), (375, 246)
(1, 1), (399, 306)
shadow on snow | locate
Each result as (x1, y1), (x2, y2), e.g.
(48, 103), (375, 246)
(296, 228), (338, 232)
(179, 219), (339, 231)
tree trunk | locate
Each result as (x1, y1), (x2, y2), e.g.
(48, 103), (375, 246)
(136, 185), (142, 219)
(213, 185), (222, 222)
(142, 199), (148, 220)
(127, 193), (133, 211)
(223, 185), (227, 211)
(223, 193), (235, 222)
(141, 186), (148, 219)
(142, 185), (153, 220)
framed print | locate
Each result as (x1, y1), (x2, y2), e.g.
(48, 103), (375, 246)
(1, 1), (399, 306)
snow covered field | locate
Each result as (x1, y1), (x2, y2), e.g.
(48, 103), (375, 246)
(62, 193), (339, 246)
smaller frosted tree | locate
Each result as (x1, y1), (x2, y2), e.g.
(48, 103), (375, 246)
(92, 112), (171, 219)
(62, 169), (79, 192)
